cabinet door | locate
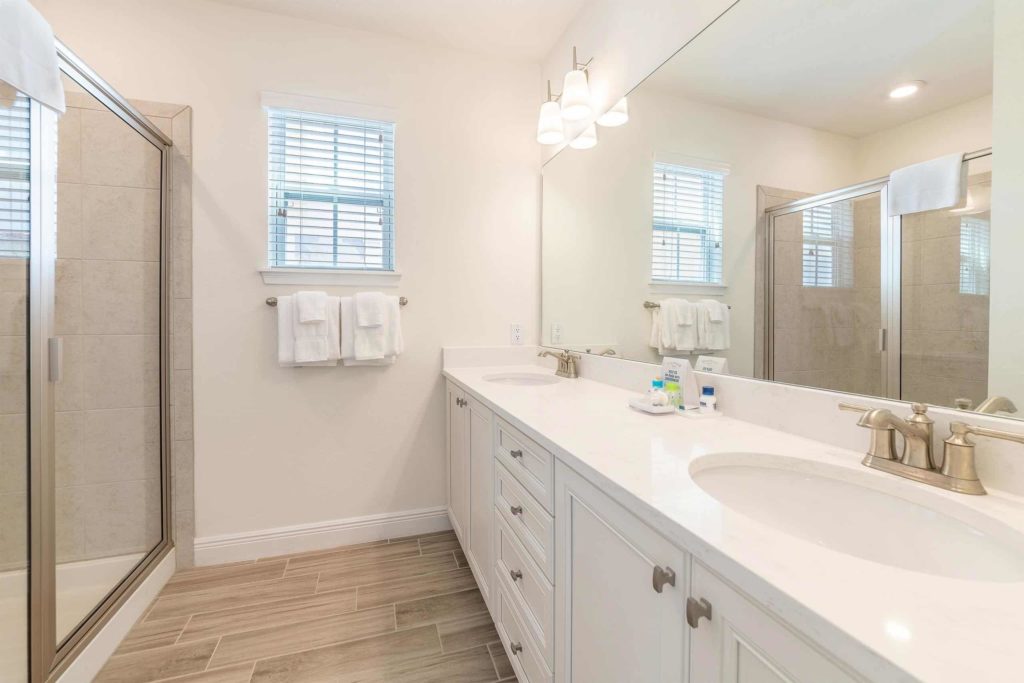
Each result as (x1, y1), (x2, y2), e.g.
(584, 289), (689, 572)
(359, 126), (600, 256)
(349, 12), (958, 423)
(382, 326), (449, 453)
(555, 462), (688, 683)
(447, 382), (470, 544)
(466, 395), (493, 604)
(689, 562), (859, 683)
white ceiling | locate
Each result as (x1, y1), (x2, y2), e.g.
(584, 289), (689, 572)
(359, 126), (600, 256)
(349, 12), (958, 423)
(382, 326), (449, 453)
(644, 0), (993, 138)
(209, 0), (585, 62)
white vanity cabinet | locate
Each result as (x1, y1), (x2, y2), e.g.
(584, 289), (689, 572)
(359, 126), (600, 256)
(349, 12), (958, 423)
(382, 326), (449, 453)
(554, 461), (689, 683)
(445, 380), (494, 605)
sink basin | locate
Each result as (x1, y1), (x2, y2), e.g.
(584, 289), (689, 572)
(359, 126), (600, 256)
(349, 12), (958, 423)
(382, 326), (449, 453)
(483, 372), (560, 386)
(690, 453), (1024, 582)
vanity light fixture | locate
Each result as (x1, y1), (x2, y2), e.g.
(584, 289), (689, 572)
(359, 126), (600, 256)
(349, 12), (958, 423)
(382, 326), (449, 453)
(889, 81), (925, 99)
(537, 80), (565, 145)
(560, 46), (594, 121)
(596, 97), (629, 127)
(568, 122), (598, 150)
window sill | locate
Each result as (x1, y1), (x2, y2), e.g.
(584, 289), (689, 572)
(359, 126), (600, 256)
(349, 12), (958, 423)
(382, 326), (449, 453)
(259, 268), (403, 286)
(647, 281), (728, 296)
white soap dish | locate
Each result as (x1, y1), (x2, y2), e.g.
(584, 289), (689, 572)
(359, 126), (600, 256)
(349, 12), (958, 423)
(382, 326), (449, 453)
(629, 397), (676, 415)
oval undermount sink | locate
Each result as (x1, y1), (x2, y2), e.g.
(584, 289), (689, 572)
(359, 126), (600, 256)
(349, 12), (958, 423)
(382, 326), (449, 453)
(690, 453), (1024, 582)
(483, 372), (561, 386)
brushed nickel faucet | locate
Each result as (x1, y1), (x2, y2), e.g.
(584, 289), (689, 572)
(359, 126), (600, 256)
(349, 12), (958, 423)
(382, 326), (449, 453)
(975, 396), (1018, 415)
(538, 349), (580, 379)
(842, 402), (1024, 494)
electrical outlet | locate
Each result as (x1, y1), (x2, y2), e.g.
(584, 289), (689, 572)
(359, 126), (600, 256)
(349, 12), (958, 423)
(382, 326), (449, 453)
(510, 323), (524, 345)
(551, 323), (563, 344)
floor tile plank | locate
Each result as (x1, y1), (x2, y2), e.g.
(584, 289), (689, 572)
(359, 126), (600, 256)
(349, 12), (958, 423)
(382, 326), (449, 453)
(116, 615), (189, 655)
(152, 663), (255, 683)
(489, 642), (516, 680)
(358, 567), (479, 610)
(208, 604), (397, 668)
(284, 539), (421, 576)
(351, 644), (500, 683)
(95, 638), (219, 683)
(419, 531), (461, 555)
(395, 587), (488, 630)
(147, 574), (318, 621)
(316, 550), (458, 594)
(163, 560), (285, 595)
(438, 612), (500, 653)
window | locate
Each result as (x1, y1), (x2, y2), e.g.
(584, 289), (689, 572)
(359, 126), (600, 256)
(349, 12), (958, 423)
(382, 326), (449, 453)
(651, 162), (725, 284)
(0, 95), (30, 259)
(267, 107), (395, 271)
(802, 200), (853, 288)
(959, 216), (990, 296)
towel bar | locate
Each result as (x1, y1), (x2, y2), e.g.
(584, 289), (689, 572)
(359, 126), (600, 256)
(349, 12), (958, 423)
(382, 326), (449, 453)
(266, 296), (408, 307)
(644, 300), (730, 310)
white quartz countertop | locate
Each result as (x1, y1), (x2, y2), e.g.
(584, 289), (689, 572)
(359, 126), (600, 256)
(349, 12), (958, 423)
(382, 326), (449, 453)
(443, 364), (1024, 683)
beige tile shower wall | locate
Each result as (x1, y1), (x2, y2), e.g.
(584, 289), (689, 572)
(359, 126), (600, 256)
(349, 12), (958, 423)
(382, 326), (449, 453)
(772, 195), (882, 396)
(0, 258), (28, 570)
(901, 193), (990, 409)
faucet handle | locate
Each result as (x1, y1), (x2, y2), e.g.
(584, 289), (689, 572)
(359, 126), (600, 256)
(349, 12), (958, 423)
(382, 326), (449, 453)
(840, 402), (898, 461)
(838, 402), (871, 414)
(939, 422), (1024, 495)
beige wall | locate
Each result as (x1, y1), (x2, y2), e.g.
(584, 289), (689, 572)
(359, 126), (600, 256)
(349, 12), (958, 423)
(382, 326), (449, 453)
(33, 0), (541, 544)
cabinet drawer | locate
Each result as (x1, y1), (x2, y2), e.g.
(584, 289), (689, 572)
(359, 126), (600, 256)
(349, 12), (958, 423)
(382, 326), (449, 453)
(495, 512), (553, 667)
(494, 578), (553, 683)
(495, 462), (555, 582)
(495, 417), (554, 514)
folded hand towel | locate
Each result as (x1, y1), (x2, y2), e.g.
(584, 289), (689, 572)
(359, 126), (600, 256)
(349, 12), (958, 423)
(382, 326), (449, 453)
(698, 300), (730, 350)
(888, 153), (967, 216)
(0, 0), (65, 112)
(341, 296), (403, 364)
(659, 299), (697, 352)
(295, 290), (328, 324)
(277, 295), (336, 366)
(354, 291), (386, 327)
(293, 296), (329, 363)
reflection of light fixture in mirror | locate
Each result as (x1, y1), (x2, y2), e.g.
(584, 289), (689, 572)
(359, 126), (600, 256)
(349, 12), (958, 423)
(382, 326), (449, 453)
(536, 80), (564, 145)
(889, 81), (925, 99)
(597, 97), (629, 127)
(569, 123), (598, 150)
(560, 46), (593, 121)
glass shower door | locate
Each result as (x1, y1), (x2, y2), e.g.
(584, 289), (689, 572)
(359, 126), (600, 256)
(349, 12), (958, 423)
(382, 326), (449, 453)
(768, 186), (887, 396)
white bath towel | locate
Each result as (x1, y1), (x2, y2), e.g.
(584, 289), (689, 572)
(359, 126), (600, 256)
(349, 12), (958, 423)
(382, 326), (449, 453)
(648, 307), (665, 354)
(660, 299), (697, 352)
(888, 153), (967, 216)
(277, 295), (337, 367)
(341, 296), (403, 365)
(354, 291), (386, 327)
(0, 0), (65, 112)
(295, 290), (328, 324)
(293, 296), (329, 363)
(698, 300), (730, 350)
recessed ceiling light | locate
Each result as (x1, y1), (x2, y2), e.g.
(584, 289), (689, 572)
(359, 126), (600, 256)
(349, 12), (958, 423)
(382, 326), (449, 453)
(889, 81), (925, 99)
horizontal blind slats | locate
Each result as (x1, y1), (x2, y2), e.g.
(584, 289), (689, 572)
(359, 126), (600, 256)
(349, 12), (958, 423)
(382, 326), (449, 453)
(651, 162), (724, 283)
(0, 95), (30, 259)
(267, 107), (395, 270)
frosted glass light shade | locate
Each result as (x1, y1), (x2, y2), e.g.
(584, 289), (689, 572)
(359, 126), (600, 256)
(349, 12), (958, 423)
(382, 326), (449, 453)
(569, 123), (598, 150)
(560, 69), (592, 121)
(596, 97), (629, 127)
(536, 100), (565, 145)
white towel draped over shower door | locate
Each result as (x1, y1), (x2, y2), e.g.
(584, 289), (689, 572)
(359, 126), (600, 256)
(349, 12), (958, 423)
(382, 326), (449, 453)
(887, 153), (967, 216)
(0, 0), (66, 112)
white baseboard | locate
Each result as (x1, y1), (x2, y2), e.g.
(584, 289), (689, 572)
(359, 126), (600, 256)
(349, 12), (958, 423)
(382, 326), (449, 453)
(193, 506), (452, 566)
(58, 548), (175, 683)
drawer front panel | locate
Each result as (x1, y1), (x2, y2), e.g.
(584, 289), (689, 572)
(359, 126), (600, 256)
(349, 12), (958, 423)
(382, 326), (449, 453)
(495, 417), (554, 513)
(495, 512), (554, 667)
(495, 462), (555, 582)
(494, 579), (553, 683)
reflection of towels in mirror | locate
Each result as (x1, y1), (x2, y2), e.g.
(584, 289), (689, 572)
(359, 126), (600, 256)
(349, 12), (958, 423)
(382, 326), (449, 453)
(660, 299), (698, 351)
(698, 300), (730, 350)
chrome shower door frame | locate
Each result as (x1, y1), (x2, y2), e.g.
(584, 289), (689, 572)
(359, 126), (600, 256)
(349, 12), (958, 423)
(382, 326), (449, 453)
(28, 42), (174, 683)
(763, 179), (901, 399)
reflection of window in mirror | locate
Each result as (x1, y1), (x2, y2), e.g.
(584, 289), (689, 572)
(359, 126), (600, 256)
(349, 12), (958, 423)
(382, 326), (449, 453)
(959, 216), (990, 296)
(802, 201), (853, 288)
(651, 162), (724, 284)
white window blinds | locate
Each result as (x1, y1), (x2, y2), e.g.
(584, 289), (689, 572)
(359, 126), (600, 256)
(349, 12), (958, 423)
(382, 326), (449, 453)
(652, 162), (724, 284)
(802, 200), (854, 288)
(0, 95), (30, 259)
(959, 216), (990, 296)
(267, 107), (395, 270)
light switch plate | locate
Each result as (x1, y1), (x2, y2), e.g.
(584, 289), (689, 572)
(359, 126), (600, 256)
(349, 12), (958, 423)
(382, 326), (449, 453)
(510, 323), (524, 345)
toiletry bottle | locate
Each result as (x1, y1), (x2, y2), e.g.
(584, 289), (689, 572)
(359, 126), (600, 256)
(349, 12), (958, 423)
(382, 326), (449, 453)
(649, 379), (668, 407)
(665, 381), (680, 409)
(700, 386), (717, 414)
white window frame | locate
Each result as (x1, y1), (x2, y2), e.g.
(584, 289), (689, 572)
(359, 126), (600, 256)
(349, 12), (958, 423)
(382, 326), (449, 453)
(801, 201), (854, 289)
(258, 92), (401, 286)
(959, 215), (990, 296)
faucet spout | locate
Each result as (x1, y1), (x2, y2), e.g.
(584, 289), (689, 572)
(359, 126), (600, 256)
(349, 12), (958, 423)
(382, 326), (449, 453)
(856, 406), (934, 470)
(975, 396), (1018, 415)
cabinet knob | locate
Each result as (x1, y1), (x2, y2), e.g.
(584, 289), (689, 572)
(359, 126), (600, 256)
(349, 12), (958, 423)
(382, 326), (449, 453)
(510, 505), (523, 517)
(510, 449), (523, 459)
(686, 597), (713, 628)
(510, 568), (523, 582)
(510, 641), (523, 655)
(652, 565), (676, 593)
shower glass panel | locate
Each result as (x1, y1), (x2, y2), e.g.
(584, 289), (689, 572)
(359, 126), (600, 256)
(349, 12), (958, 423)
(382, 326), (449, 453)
(53, 74), (164, 644)
(0, 94), (31, 683)
(901, 162), (991, 409)
(770, 190), (885, 396)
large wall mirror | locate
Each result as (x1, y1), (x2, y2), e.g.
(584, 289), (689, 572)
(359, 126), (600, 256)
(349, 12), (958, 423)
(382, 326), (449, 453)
(541, 0), (1020, 420)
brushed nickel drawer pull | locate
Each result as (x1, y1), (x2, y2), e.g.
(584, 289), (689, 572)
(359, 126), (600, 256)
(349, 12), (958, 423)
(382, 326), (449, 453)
(510, 449), (523, 459)
(510, 568), (523, 581)
(652, 565), (676, 593)
(510, 641), (523, 655)
(510, 505), (523, 517)
(686, 597), (713, 628)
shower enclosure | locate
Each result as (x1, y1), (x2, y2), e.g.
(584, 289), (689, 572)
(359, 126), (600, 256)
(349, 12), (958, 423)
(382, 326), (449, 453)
(0, 44), (172, 682)
(763, 151), (992, 406)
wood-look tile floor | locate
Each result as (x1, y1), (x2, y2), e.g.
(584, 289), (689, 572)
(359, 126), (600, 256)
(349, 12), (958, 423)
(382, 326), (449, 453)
(96, 531), (518, 683)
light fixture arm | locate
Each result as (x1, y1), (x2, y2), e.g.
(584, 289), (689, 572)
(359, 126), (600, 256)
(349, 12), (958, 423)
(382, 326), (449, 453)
(546, 80), (561, 103)
(572, 46), (593, 75)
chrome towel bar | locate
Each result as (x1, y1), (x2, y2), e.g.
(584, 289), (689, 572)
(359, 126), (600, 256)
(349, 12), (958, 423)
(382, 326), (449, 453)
(644, 300), (730, 309)
(266, 296), (408, 307)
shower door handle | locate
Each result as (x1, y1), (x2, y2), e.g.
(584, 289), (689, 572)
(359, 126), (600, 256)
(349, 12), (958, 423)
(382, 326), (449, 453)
(48, 337), (63, 383)
(877, 328), (887, 353)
